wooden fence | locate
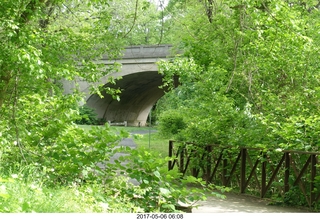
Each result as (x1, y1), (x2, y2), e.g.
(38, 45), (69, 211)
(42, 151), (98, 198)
(168, 140), (320, 208)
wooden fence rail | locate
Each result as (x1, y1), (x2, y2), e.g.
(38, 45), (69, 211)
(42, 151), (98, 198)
(168, 140), (320, 208)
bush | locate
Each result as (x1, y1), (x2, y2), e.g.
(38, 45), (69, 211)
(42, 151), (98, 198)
(158, 110), (187, 138)
(75, 105), (99, 125)
(0, 94), (127, 186)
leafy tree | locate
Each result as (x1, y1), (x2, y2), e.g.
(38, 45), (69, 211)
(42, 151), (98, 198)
(0, 0), (128, 183)
(157, 0), (320, 151)
(106, 0), (170, 45)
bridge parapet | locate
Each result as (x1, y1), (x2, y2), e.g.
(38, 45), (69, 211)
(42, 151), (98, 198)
(101, 44), (174, 65)
(103, 44), (173, 60)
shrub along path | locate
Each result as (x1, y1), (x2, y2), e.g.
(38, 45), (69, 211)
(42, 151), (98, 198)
(108, 130), (311, 213)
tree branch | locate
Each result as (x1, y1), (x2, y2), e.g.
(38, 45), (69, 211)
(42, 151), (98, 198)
(123, 0), (139, 38)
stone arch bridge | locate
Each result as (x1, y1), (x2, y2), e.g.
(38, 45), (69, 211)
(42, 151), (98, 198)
(63, 44), (176, 126)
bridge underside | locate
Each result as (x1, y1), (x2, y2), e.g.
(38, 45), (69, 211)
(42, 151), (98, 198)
(86, 71), (166, 126)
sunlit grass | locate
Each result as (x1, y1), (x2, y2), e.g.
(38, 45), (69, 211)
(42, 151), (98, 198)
(132, 131), (170, 157)
(76, 124), (170, 157)
(0, 171), (108, 213)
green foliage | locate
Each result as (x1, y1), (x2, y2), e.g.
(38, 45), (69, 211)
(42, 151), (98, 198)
(75, 105), (99, 125)
(0, 0), (125, 111)
(261, 114), (320, 151)
(0, 177), (106, 213)
(0, 166), (125, 213)
(157, 0), (320, 151)
(2, 0), (320, 212)
(0, 0), (129, 189)
(156, 1), (320, 209)
(0, 0), (221, 214)
(108, 146), (227, 213)
(158, 110), (187, 139)
(0, 93), (127, 186)
(283, 186), (309, 207)
(0, 1), (126, 185)
(107, 0), (170, 45)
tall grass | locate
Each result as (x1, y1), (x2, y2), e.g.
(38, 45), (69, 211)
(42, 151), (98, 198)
(0, 166), (108, 213)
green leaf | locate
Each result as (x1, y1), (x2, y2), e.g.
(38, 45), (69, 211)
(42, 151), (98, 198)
(161, 204), (175, 211)
(153, 170), (161, 179)
(159, 187), (170, 196)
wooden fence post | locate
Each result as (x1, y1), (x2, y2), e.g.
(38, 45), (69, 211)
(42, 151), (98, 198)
(310, 154), (317, 206)
(179, 145), (185, 173)
(240, 148), (247, 193)
(206, 145), (212, 184)
(284, 152), (290, 193)
(222, 155), (227, 186)
(168, 140), (173, 171)
(261, 153), (267, 198)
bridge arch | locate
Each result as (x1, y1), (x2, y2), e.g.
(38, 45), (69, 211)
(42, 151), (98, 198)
(80, 45), (175, 126)
(86, 69), (166, 126)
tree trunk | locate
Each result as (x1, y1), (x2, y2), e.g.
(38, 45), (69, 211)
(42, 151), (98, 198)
(0, 74), (11, 109)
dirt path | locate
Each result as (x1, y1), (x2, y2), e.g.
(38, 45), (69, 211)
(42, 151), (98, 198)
(193, 192), (311, 213)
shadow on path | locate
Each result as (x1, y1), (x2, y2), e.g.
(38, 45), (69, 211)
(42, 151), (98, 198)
(193, 192), (311, 213)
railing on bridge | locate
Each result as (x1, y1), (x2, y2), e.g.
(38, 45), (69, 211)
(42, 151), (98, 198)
(168, 140), (320, 208)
